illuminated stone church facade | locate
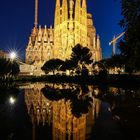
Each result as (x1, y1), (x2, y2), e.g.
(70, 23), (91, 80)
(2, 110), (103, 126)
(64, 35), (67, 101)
(26, 0), (102, 69)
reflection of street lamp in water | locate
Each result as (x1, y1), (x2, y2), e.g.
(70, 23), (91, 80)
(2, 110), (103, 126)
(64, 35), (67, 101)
(9, 97), (16, 105)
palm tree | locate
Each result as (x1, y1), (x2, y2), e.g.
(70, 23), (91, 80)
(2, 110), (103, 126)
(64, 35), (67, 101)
(70, 44), (93, 75)
(71, 44), (93, 65)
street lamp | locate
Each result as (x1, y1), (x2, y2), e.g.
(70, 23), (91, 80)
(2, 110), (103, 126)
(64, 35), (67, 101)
(9, 52), (17, 60)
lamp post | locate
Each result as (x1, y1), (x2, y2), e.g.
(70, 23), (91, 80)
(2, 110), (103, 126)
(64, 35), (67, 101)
(9, 51), (19, 79)
(9, 52), (17, 60)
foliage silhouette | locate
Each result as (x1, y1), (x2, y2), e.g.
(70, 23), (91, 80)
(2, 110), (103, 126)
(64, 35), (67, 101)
(0, 58), (19, 81)
(119, 0), (140, 72)
(71, 44), (93, 65)
(41, 84), (93, 118)
(60, 59), (77, 72)
(41, 59), (64, 74)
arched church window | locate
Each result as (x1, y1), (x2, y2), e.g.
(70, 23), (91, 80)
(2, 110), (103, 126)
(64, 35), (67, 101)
(35, 56), (39, 61)
(28, 56), (33, 64)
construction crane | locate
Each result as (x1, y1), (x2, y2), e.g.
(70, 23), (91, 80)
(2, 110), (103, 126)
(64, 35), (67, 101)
(109, 32), (125, 56)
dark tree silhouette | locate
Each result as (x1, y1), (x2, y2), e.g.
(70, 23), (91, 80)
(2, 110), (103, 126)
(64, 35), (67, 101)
(10, 60), (20, 77)
(70, 44), (93, 75)
(70, 85), (93, 118)
(0, 58), (19, 81)
(41, 84), (93, 118)
(60, 59), (77, 72)
(102, 55), (125, 70)
(41, 59), (64, 74)
(119, 0), (140, 72)
(71, 44), (93, 65)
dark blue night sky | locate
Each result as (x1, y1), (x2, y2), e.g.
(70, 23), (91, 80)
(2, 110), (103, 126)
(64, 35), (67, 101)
(0, 0), (123, 60)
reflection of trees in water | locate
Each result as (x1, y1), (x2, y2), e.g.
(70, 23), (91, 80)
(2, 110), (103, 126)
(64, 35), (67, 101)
(101, 87), (124, 110)
(108, 87), (140, 139)
(41, 84), (93, 118)
(25, 83), (100, 140)
(24, 83), (103, 140)
(96, 86), (140, 110)
(92, 85), (125, 108)
(41, 84), (78, 101)
(94, 85), (140, 137)
(70, 95), (93, 118)
(23, 83), (140, 140)
(70, 85), (93, 118)
(0, 81), (17, 89)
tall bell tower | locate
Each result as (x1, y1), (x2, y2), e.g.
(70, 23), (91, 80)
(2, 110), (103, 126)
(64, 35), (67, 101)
(25, 0), (102, 74)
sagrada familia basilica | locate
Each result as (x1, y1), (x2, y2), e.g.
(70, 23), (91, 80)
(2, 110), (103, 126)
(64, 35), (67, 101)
(25, 0), (102, 72)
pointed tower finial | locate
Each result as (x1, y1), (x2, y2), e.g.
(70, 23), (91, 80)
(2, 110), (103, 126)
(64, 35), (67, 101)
(82, 0), (87, 25)
(69, 0), (74, 20)
(34, 0), (38, 28)
(62, 0), (68, 22)
(96, 34), (102, 60)
(97, 34), (100, 49)
(82, 0), (87, 9)
(75, 0), (81, 21)
(28, 37), (32, 46)
(54, 0), (61, 26)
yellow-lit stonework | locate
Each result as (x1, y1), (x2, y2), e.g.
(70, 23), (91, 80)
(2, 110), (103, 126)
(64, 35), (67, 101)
(24, 83), (101, 140)
(26, 0), (102, 71)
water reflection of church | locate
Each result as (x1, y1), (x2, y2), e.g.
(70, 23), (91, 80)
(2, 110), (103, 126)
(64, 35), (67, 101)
(24, 83), (101, 140)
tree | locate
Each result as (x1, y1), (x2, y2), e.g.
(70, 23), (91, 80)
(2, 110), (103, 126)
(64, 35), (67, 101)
(60, 59), (77, 75)
(60, 59), (76, 71)
(10, 60), (20, 77)
(71, 44), (93, 65)
(41, 59), (64, 74)
(104, 55), (124, 69)
(0, 58), (7, 77)
(70, 44), (93, 75)
(0, 58), (19, 81)
(119, 0), (140, 72)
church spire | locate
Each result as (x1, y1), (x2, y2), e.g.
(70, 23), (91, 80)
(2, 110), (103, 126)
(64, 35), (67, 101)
(96, 35), (102, 60)
(62, 0), (68, 22)
(82, 0), (87, 10)
(54, 0), (61, 26)
(75, 0), (81, 21)
(97, 35), (101, 49)
(34, 0), (38, 28)
(82, 0), (87, 25)
(69, 0), (74, 20)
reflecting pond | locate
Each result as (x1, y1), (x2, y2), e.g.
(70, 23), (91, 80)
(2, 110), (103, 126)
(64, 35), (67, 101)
(0, 83), (140, 140)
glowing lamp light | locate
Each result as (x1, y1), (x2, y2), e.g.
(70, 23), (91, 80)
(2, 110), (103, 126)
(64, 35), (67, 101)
(9, 97), (16, 105)
(9, 52), (17, 60)
(94, 89), (99, 96)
